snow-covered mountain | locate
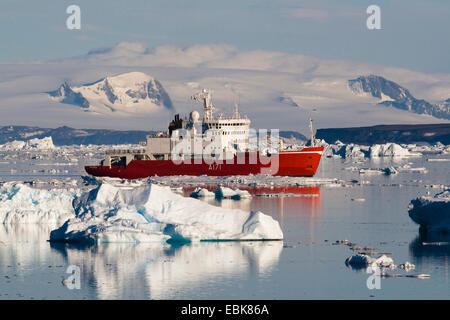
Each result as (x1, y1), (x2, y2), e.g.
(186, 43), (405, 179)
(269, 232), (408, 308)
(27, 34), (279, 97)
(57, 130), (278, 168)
(349, 75), (450, 120)
(48, 72), (173, 113)
(2, 43), (450, 132)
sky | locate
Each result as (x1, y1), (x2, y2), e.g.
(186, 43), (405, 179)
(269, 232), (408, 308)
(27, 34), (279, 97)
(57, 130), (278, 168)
(0, 0), (449, 73)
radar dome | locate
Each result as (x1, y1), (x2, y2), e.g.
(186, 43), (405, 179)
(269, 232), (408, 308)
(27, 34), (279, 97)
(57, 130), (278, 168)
(190, 111), (200, 122)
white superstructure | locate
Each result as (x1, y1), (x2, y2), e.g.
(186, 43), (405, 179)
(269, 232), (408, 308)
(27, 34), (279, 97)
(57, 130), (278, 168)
(141, 89), (252, 161)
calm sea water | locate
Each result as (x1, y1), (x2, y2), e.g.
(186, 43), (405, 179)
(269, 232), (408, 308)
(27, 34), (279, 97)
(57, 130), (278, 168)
(0, 156), (449, 299)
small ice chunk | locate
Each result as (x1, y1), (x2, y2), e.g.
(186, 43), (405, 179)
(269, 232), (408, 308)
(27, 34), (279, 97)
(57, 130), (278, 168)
(215, 187), (252, 200)
(398, 262), (415, 271)
(190, 187), (215, 198)
(383, 167), (398, 175)
(345, 254), (395, 268)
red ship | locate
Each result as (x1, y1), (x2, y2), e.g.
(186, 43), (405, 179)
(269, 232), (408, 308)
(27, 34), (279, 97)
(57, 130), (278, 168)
(85, 89), (323, 179)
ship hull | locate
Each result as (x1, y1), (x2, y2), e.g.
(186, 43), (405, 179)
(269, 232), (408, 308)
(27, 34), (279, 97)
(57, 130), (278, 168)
(85, 147), (324, 179)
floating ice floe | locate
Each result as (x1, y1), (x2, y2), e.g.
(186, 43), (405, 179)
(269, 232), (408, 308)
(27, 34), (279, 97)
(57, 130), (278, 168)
(345, 254), (395, 268)
(149, 174), (342, 188)
(408, 189), (450, 232)
(398, 262), (415, 271)
(50, 181), (283, 244)
(189, 187), (215, 198)
(0, 182), (77, 226)
(215, 187), (252, 200)
(357, 164), (426, 175)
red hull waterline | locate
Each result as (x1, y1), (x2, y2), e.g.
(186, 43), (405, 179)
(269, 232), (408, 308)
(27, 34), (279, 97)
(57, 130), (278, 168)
(85, 147), (324, 179)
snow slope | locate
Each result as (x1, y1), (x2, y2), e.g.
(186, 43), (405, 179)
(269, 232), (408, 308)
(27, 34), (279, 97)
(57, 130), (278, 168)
(349, 75), (450, 120)
(48, 72), (173, 114)
(1, 42), (449, 133)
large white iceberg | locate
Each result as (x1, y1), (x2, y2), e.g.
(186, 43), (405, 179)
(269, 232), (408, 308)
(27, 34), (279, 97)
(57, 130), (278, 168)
(370, 143), (420, 157)
(408, 189), (450, 232)
(0, 182), (76, 226)
(0, 136), (56, 151)
(50, 181), (283, 244)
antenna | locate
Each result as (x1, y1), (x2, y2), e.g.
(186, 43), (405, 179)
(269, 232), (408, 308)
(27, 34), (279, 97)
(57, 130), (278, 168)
(192, 89), (215, 120)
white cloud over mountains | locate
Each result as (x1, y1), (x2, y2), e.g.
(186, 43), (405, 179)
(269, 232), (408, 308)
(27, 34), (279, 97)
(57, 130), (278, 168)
(1, 42), (449, 133)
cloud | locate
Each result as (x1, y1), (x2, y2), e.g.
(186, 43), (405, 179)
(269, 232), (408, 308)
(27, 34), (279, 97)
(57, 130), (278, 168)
(2, 41), (449, 132)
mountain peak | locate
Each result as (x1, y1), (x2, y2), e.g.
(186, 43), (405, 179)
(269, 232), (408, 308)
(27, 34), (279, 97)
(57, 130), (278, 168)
(47, 72), (173, 114)
(348, 75), (450, 120)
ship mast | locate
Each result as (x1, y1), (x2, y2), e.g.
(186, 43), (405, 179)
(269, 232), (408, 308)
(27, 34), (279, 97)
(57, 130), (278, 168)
(233, 93), (241, 119)
(309, 117), (315, 147)
(192, 89), (215, 121)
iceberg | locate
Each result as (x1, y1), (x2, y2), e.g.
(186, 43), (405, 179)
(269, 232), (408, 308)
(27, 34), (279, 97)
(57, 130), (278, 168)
(0, 136), (55, 151)
(0, 182), (76, 226)
(408, 189), (450, 232)
(189, 187), (215, 198)
(215, 187), (252, 200)
(370, 143), (420, 157)
(50, 181), (283, 244)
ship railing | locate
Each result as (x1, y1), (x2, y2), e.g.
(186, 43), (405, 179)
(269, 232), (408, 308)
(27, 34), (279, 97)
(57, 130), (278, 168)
(105, 149), (146, 155)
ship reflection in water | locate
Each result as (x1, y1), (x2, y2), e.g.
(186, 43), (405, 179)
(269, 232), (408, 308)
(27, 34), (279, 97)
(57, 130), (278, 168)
(183, 185), (322, 225)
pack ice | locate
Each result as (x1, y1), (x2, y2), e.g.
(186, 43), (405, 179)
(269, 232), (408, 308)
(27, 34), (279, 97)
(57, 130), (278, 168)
(50, 181), (283, 244)
(408, 189), (450, 232)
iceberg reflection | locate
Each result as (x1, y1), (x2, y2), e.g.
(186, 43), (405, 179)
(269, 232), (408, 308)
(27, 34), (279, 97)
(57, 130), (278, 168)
(50, 241), (283, 299)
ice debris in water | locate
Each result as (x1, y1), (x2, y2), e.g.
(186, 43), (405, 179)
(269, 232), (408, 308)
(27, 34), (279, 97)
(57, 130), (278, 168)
(215, 187), (252, 200)
(314, 140), (425, 159)
(408, 189), (450, 232)
(190, 187), (252, 200)
(0, 182), (77, 226)
(190, 188), (215, 198)
(398, 262), (415, 271)
(345, 254), (395, 268)
(50, 181), (283, 244)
